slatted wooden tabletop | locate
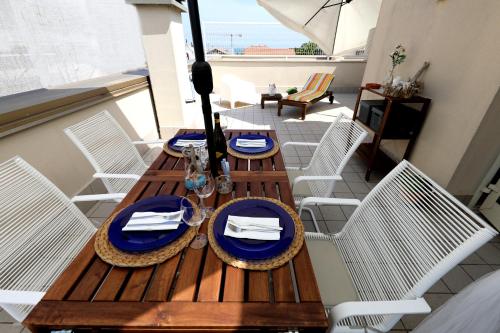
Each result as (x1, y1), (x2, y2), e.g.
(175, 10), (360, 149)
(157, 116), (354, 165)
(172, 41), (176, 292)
(24, 130), (328, 332)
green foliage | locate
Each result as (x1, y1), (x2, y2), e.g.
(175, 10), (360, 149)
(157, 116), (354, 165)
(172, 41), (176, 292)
(294, 42), (325, 55)
(390, 44), (406, 68)
(286, 87), (298, 94)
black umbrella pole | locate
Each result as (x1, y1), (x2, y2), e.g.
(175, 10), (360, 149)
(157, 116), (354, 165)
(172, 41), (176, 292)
(187, 0), (218, 177)
(200, 94), (217, 177)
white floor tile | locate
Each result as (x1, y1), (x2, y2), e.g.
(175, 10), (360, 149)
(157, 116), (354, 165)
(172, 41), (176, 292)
(461, 264), (493, 280)
(0, 310), (15, 323)
(442, 266), (474, 293)
(88, 202), (118, 219)
(0, 325), (23, 333)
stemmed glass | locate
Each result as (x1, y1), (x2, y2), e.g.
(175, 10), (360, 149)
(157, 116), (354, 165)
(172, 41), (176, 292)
(191, 170), (215, 217)
(220, 113), (229, 133)
(180, 194), (207, 249)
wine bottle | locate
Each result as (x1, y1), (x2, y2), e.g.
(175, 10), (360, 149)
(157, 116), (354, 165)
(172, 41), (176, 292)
(213, 113), (227, 168)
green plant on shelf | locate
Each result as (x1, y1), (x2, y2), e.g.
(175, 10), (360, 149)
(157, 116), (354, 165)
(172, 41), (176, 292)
(388, 44), (406, 83)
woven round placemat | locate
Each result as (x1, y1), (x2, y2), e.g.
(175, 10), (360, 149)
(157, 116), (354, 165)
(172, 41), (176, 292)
(163, 142), (183, 158)
(207, 197), (304, 270)
(95, 208), (197, 267)
(227, 138), (279, 160)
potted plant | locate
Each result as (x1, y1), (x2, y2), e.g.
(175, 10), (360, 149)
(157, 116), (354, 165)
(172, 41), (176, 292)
(387, 44), (406, 86)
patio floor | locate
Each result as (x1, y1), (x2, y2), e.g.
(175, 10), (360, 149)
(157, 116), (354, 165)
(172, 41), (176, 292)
(2, 94), (499, 332)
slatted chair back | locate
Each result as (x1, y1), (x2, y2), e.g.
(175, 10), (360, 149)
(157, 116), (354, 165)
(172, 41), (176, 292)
(304, 113), (367, 197)
(0, 157), (96, 322)
(286, 73), (334, 102)
(333, 160), (498, 331)
(65, 111), (147, 193)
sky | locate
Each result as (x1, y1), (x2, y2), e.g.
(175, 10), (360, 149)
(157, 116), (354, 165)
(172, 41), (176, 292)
(182, 0), (309, 50)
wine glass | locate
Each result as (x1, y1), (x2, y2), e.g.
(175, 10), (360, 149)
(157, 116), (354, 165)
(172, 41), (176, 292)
(180, 194), (207, 249)
(220, 113), (229, 133)
(191, 170), (215, 217)
(198, 144), (209, 170)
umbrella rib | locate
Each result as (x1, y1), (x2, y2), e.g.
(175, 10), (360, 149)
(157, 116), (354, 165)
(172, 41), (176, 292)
(304, 0), (333, 27)
(324, 1), (346, 9)
(330, 2), (344, 55)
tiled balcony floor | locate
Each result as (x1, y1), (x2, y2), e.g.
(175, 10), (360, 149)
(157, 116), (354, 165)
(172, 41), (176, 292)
(2, 95), (498, 332)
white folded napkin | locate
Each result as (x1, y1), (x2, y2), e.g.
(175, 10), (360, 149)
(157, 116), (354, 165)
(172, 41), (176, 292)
(236, 138), (267, 148)
(174, 139), (206, 147)
(224, 215), (281, 240)
(122, 211), (182, 231)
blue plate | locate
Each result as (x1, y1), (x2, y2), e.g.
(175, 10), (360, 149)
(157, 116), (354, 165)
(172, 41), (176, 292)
(167, 133), (206, 152)
(212, 199), (295, 260)
(229, 134), (274, 154)
(108, 195), (192, 253)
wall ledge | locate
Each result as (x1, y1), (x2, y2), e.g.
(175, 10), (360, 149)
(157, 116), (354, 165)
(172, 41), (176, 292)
(207, 56), (367, 64)
(0, 69), (149, 138)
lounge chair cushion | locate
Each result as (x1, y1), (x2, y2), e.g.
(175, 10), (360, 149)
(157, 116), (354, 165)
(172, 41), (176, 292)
(286, 73), (334, 102)
(306, 238), (359, 307)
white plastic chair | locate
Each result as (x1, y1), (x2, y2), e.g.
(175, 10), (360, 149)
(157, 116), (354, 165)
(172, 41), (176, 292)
(282, 113), (367, 231)
(65, 111), (166, 195)
(0, 157), (122, 322)
(304, 160), (498, 332)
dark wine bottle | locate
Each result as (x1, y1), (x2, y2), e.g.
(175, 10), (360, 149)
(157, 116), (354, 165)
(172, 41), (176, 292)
(213, 113), (227, 168)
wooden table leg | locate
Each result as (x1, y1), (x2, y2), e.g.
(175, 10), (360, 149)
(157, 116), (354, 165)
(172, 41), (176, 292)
(352, 87), (364, 121)
(365, 99), (392, 181)
(261, 97), (265, 109)
(301, 103), (309, 120)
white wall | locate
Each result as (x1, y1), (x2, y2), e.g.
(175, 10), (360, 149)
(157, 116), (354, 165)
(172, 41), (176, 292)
(0, 88), (157, 198)
(334, 0), (382, 55)
(361, 0), (500, 189)
(209, 58), (366, 104)
(0, 0), (145, 97)
(131, 3), (190, 141)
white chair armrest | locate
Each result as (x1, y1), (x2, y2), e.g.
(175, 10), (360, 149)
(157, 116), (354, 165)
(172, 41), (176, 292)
(300, 197), (361, 207)
(0, 290), (45, 305)
(304, 232), (334, 241)
(293, 175), (342, 189)
(330, 298), (431, 327)
(71, 193), (127, 202)
(93, 172), (141, 180)
(132, 139), (168, 145)
(298, 197), (361, 218)
(282, 141), (320, 149)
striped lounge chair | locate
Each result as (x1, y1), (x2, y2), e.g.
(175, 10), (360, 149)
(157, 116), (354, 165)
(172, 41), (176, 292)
(278, 73), (335, 120)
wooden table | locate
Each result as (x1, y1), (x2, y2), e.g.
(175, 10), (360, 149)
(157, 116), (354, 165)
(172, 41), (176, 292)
(24, 129), (328, 332)
(261, 93), (283, 109)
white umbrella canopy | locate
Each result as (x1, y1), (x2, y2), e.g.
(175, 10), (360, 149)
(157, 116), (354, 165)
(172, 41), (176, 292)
(257, 0), (346, 55)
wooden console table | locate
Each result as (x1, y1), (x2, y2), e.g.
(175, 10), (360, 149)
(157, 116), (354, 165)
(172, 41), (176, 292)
(353, 86), (431, 180)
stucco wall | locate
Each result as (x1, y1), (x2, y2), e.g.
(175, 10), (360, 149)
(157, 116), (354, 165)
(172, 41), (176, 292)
(0, 88), (157, 199)
(334, 0), (382, 55)
(209, 58), (366, 103)
(0, 0), (145, 97)
(362, 0), (500, 189)
(447, 88), (500, 196)
(133, 3), (190, 135)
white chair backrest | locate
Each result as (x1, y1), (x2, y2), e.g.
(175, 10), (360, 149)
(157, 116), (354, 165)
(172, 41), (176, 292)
(0, 157), (96, 321)
(304, 113), (367, 197)
(335, 160), (497, 330)
(65, 111), (147, 193)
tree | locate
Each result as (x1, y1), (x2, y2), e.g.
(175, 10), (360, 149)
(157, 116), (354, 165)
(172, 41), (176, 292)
(294, 42), (325, 55)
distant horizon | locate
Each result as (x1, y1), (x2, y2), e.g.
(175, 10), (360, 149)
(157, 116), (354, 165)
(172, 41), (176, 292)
(182, 0), (310, 50)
